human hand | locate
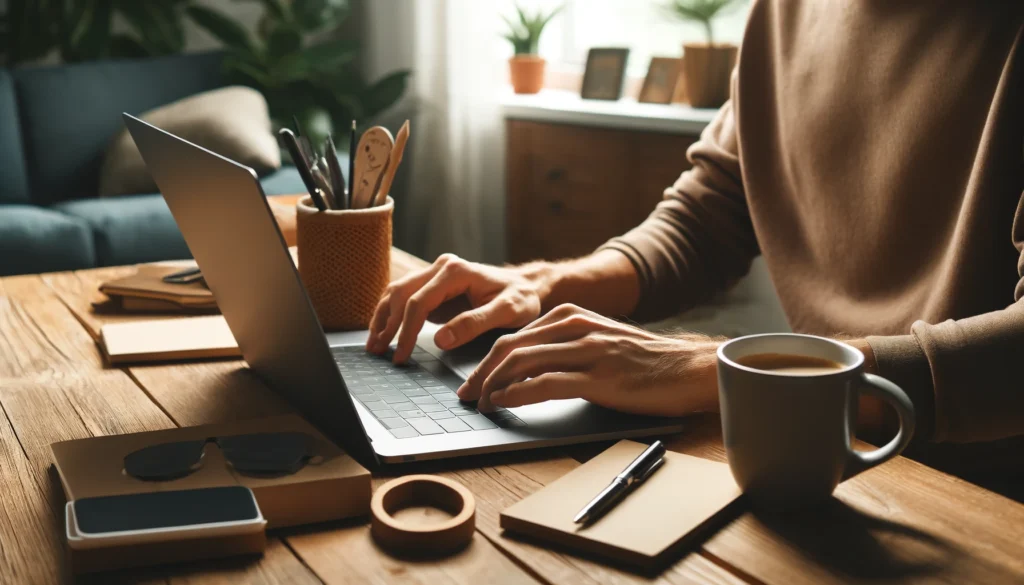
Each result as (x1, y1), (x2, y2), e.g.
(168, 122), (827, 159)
(366, 254), (549, 363)
(456, 303), (722, 415)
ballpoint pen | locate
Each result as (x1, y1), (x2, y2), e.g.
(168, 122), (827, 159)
(573, 441), (666, 525)
(325, 134), (348, 209)
(348, 119), (357, 208)
(279, 128), (328, 211)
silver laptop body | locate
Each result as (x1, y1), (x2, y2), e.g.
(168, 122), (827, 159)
(125, 114), (684, 466)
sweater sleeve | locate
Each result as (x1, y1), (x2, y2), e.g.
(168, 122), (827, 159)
(598, 99), (760, 322)
(869, 192), (1024, 443)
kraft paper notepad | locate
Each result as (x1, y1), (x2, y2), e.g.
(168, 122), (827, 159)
(500, 440), (743, 571)
(99, 315), (240, 364)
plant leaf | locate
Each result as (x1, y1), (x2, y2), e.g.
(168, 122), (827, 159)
(68, 0), (114, 61)
(186, 5), (255, 53)
(266, 24), (302, 59)
(116, 0), (186, 55)
(358, 70), (409, 119)
(108, 33), (150, 59)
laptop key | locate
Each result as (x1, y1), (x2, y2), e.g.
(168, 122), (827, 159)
(437, 417), (471, 433)
(371, 408), (398, 419)
(391, 381), (420, 390)
(388, 426), (420, 439)
(427, 410), (455, 420)
(392, 401), (419, 411)
(493, 417), (527, 428)
(460, 414), (498, 430)
(402, 389), (428, 397)
(419, 403), (448, 413)
(449, 406), (478, 415)
(411, 396), (439, 405)
(378, 417), (409, 430)
(406, 417), (445, 435)
(360, 400), (386, 410)
(381, 394), (412, 404)
(399, 409), (426, 419)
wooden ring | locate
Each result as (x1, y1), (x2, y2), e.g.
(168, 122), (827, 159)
(370, 474), (476, 556)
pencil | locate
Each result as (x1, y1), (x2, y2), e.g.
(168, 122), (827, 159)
(348, 119), (357, 209)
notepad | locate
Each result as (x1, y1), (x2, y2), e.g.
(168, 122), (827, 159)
(500, 440), (742, 571)
(99, 315), (240, 364)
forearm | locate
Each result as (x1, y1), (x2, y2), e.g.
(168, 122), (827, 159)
(516, 249), (641, 318)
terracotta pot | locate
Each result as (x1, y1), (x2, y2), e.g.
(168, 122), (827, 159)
(681, 43), (738, 108)
(509, 55), (546, 94)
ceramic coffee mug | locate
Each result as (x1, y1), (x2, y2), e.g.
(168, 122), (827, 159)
(716, 333), (915, 506)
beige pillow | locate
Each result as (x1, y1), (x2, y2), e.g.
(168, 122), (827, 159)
(99, 86), (281, 197)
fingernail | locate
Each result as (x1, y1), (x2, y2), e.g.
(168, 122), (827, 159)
(435, 328), (455, 349)
(489, 390), (506, 406)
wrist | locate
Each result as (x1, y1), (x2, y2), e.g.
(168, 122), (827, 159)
(516, 250), (640, 316)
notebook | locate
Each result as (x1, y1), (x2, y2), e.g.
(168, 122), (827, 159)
(500, 440), (743, 571)
(99, 315), (240, 364)
(99, 264), (217, 312)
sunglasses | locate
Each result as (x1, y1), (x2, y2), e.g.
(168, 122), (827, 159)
(124, 432), (319, 481)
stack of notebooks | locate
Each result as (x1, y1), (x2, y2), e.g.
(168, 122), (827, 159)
(99, 264), (216, 312)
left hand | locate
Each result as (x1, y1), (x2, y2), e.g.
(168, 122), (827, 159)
(455, 304), (722, 415)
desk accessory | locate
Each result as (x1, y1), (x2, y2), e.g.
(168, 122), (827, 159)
(348, 119), (357, 205)
(295, 195), (392, 330)
(98, 314), (240, 364)
(371, 475), (476, 556)
(279, 128), (328, 211)
(574, 440), (665, 525)
(501, 440), (742, 571)
(372, 120), (410, 207)
(325, 134), (348, 209)
(351, 126), (394, 209)
(52, 415), (370, 573)
(99, 264), (216, 312)
(717, 334), (915, 507)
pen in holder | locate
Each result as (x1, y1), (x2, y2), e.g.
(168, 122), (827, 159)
(296, 196), (392, 331)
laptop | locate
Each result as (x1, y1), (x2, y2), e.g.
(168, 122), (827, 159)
(125, 114), (684, 466)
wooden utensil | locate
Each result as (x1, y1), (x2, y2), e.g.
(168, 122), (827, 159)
(351, 126), (394, 209)
(371, 120), (410, 207)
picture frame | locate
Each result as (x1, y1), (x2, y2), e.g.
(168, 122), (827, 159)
(638, 57), (683, 105)
(580, 48), (630, 101)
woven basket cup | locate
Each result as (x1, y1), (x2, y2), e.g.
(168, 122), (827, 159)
(296, 196), (392, 331)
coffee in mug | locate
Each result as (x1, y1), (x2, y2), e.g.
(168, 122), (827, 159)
(717, 334), (915, 506)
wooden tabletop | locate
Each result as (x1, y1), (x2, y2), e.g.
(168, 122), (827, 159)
(2, 251), (1024, 584)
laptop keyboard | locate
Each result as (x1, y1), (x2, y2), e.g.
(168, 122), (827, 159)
(332, 346), (526, 439)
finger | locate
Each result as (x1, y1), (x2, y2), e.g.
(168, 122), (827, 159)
(371, 255), (454, 352)
(456, 314), (607, 401)
(519, 303), (599, 333)
(434, 296), (518, 351)
(394, 260), (474, 363)
(366, 293), (392, 350)
(480, 341), (601, 399)
(488, 372), (591, 408)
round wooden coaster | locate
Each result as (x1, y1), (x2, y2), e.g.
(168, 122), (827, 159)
(370, 474), (476, 556)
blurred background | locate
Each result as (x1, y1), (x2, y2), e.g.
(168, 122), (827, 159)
(1, 0), (787, 334)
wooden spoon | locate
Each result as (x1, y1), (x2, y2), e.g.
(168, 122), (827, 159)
(351, 126), (394, 209)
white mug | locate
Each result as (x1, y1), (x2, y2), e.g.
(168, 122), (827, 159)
(717, 334), (915, 506)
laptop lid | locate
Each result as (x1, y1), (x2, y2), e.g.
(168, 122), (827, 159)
(124, 114), (378, 467)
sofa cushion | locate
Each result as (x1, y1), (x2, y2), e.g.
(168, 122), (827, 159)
(0, 70), (30, 205)
(13, 52), (226, 206)
(53, 195), (191, 267)
(0, 205), (95, 276)
(100, 86), (281, 197)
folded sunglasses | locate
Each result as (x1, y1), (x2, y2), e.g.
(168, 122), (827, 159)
(124, 432), (319, 481)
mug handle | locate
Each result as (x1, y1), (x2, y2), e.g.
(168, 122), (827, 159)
(843, 373), (916, 480)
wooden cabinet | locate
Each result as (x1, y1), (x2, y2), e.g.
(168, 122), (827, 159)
(505, 119), (698, 263)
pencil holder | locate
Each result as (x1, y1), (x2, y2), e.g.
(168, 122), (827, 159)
(296, 196), (392, 331)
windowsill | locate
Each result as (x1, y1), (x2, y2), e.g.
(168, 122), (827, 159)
(500, 88), (717, 135)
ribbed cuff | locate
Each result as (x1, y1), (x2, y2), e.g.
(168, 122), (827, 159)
(867, 333), (936, 443)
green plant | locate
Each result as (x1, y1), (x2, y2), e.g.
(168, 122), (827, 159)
(501, 3), (562, 56)
(664, 0), (744, 46)
(189, 0), (409, 147)
(0, 0), (191, 65)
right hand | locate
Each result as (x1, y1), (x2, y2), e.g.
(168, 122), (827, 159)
(366, 254), (548, 363)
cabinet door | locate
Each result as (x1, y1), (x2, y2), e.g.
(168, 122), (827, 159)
(506, 120), (697, 263)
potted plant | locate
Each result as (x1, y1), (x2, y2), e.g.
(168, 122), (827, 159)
(665, 0), (745, 108)
(502, 3), (562, 94)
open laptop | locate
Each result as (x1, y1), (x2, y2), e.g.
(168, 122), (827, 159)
(125, 114), (684, 466)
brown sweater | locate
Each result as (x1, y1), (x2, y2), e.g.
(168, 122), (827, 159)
(602, 0), (1024, 444)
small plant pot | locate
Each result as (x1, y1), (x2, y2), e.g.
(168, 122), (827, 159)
(681, 43), (738, 108)
(509, 55), (546, 94)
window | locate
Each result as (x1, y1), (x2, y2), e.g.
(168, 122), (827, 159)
(503, 0), (752, 77)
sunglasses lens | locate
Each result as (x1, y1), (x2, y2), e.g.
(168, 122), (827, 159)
(124, 440), (207, 480)
(218, 432), (312, 475)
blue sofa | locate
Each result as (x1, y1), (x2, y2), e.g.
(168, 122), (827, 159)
(0, 52), (311, 276)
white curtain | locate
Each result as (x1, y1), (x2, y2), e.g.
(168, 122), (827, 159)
(364, 0), (508, 263)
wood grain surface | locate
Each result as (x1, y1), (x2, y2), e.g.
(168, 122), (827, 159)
(0, 255), (1021, 584)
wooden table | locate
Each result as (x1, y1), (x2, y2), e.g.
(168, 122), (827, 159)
(3, 252), (1024, 584)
